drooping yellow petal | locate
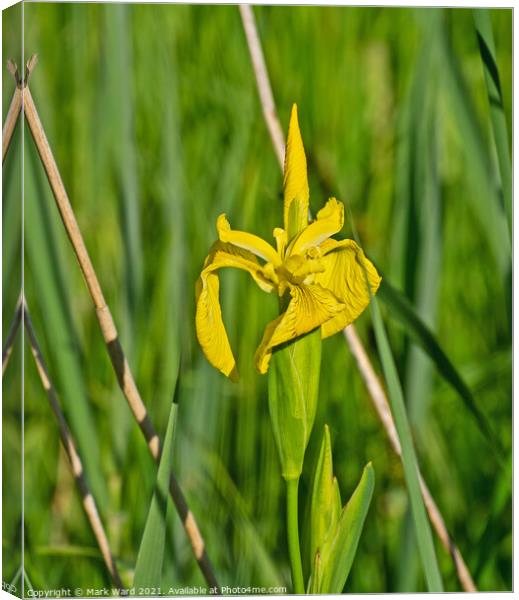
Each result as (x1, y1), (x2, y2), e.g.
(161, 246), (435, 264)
(283, 104), (309, 239)
(288, 198), (344, 257)
(196, 242), (275, 380)
(217, 214), (281, 266)
(315, 239), (381, 338)
(254, 283), (345, 374)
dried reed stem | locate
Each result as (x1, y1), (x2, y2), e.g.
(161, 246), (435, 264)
(2, 85), (22, 164)
(239, 5), (285, 168)
(2, 293), (22, 375)
(20, 78), (218, 589)
(239, 5), (476, 592)
(3, 57), (37, 163)
(22, 297), (124, 592)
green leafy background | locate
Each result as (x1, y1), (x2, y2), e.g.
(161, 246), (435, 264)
(2, 3), (511, 593)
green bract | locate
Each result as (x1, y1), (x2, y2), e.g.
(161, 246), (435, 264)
(308, 426), (375, 594)
(268, 328), (321, 480)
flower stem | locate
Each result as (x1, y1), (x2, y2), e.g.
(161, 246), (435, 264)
(286, 478), (305, 594)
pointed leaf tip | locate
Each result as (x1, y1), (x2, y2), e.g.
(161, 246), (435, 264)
(310, 424), (341, 572)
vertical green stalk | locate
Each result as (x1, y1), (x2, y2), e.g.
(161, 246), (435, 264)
(370, 298), (443, 592)
(286, 478), (305, 594)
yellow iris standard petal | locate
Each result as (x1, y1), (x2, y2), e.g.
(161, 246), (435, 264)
(254, 283), (345, 374)
(315, 239), (381, 338)
(283, 104), (310, 239)
(288, 198), (344, 257)
(195, 242), (275, 380)
(217, 214), (281, 266)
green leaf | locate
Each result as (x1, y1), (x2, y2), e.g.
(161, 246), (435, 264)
(473, 9), (512, 240)
(308, 551), (323, 594)
(133, 400), (177, 588)
(316, 463), (375, 594)
(268, 328), (321, 480)
(370, 296), (443, 591)
(378, 278), (504, 458)
(309, 425), (341, 570)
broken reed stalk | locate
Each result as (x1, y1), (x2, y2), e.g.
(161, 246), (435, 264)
(238, 4), (476, 592)
(17, 69), (218, 589)
(2, 293), (22, 375)
(21, 297), (124, 592)
(2, 60), (23, 164)
(2, 86), (22, 164)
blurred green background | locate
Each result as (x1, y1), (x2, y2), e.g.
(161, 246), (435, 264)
(2, 3), (511, 594)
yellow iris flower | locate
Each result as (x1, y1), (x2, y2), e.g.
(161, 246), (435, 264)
(195, 104), (381, 380)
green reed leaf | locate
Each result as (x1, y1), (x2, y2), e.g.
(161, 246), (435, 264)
(309, 425), (341, 569)
(370, 297), (443, 591)
(133, 400), (177, 588)
(309, 462), (374, 593)
(473, 9), (512, 240)
(378, 278), (504, 458)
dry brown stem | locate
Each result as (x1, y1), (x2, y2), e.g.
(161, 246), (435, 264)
(22, 298), (125, 591)
(2, 293), (22, 375)
(2, 83), (22, 163)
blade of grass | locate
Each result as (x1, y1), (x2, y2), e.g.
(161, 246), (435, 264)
(473, 450), (512, 579)
(345, 164), (444, 591)
(102, 4), (143, 464)
(473, 9), (512, 240)
(396, 38), (442, 588)
(369, 296), (443, 591)
(378, 278), (504, 458)
(103, 4), (143, 321)
(134, 398), (178, 588)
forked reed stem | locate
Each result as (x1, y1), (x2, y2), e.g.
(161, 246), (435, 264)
(239, 4), (476, 592)
(2, 86), (22, 164)
(22, 297), (125, 592)
(2, 296), (123, 590)
(2, 293), (22, 375)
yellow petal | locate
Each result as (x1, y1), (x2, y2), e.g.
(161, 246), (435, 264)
(273, 227), (288, 256)
(288, 198), (344, 257)
(283, 104), (309, 239)
(217, 214), (281, 266)
(315, 239), (381, 338)
(254, 284), (345, 374)
(196, 242), (275, 380)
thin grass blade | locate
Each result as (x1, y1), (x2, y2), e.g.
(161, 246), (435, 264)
(133, 399), (178, 588)
(369, 297), (443, 591)
(378, 278), (504, 458)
